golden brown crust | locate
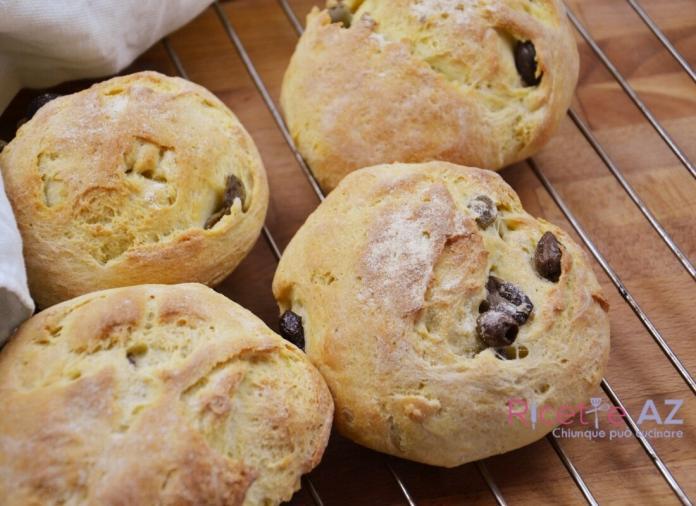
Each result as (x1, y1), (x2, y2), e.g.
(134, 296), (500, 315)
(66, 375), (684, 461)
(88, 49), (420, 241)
(0, 284), (334, 505)
(273, 162), (609, 467)
(0, 71), (269, 308)
(281, 0), (579, 191)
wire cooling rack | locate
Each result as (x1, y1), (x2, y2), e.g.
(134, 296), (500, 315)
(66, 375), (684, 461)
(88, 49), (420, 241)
(165, 2), (695, 503)
(1, 0), (694, 504)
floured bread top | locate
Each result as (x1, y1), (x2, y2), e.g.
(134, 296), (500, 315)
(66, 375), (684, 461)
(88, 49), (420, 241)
(281, 0), (578, 190)
(273, 162), (609, 467)
(0, 284), (333, 505)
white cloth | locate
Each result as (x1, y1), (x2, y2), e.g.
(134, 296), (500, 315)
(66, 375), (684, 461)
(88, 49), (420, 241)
(0, 0), (212, 343)
(0, 172), (33, 345)
(0, 0), (212, 111)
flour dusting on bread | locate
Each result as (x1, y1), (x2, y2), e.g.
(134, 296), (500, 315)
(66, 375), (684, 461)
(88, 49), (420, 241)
(361, 184), (463, 314)
(410, 0), (478, 24)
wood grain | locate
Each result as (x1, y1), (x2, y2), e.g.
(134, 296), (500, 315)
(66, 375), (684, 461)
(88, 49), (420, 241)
(1, 0), (694, 504)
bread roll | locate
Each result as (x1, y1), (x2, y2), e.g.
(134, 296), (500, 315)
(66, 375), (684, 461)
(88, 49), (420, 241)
(0, 71), (269, 307)
(0, 283), (333, 505)
(273, 161), (610, 467)
(281, 0), (579, 191)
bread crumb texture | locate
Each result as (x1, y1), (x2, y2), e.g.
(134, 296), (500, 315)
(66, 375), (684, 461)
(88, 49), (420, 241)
(0, 284), (333, 505)
(273, 162), (609, 467)
(0, 71), (269, 308)
(281, 0), (578, 191)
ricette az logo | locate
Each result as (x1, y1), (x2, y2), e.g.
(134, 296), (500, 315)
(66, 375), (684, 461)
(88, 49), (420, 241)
(506, 397), (685, 440)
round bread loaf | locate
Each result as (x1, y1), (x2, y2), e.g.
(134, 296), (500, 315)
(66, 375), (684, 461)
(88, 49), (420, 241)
(273, 162), (610, 467)
(0, 71), (269, 307)
(0, 284), (333, 505)
(281, 0), (579, 191)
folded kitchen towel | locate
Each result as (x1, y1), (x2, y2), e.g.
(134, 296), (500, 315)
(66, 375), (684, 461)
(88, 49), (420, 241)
(0, 0), (213, 342)
(0, 171), (33, 345)
(0, 0), (213, 111)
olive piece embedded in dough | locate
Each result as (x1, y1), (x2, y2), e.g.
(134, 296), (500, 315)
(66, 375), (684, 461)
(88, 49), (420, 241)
(222, 174), (247, 209)
(468, 195), (498, 229)
(534, 231), (562, 282)
(204, 174), (247, 230)
(328, 2), (352, 27)
(514, 41), (542, 87)
(477, 310), (519, 348)
(478, 299), (490, 313)
(279, 310), (305, 349)
(486, 276), (534, 324)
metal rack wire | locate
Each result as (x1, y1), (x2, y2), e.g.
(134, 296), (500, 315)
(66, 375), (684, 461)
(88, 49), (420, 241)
(159, 0), (696, 503)
(566, 8), (695, 178)
(625, 0), (696, 83)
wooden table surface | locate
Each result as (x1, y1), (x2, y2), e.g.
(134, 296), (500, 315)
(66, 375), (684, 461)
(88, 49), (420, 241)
(1, 1), (695, 504)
